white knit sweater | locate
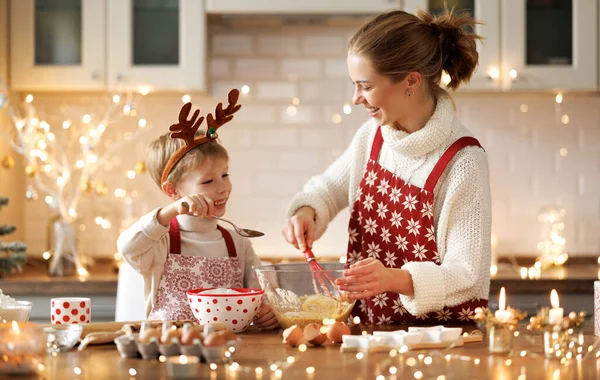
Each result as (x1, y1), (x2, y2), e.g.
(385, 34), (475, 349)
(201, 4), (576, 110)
(117, 209), (262, 317)
(287, 95), (492, 316)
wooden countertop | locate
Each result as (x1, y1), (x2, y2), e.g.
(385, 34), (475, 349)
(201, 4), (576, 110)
(8, 325), (599, 380)
(1, 258), (599, 297)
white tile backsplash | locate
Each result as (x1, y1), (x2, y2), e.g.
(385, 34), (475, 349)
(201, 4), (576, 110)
(19, 21), (600, 259)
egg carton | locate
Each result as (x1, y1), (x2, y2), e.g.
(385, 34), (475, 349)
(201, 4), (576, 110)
(114, 333), (241, 363)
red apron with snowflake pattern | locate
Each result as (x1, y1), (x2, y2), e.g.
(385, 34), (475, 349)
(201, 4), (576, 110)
(148, 218), (243, 321)
(346, 127), (488, 325)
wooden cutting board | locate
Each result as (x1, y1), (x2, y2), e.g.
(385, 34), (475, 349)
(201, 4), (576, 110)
(38, 320), (198, 337)
(340, 333), (483, 353)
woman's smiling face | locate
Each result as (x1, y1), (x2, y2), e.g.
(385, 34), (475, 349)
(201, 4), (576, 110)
(347, 52), (408, 127)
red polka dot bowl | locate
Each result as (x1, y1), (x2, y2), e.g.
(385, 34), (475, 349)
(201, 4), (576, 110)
(186, 288), (264, 333)
(50, 297), (91, 324)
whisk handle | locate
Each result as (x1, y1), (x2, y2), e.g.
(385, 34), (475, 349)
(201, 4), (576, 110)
(303, 249), (316, 263)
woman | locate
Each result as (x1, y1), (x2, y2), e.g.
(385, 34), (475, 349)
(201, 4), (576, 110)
(282, 7), (491, 324)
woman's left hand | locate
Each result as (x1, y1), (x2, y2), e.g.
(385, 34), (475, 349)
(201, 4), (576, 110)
(253, 303), (280, 330)
(335, 258), (394, 299)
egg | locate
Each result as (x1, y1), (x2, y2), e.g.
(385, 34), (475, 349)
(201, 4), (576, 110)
(138, 327), (161, 344)
(160, 324), (182, 344)
(326, 321), (351, 344)
(303, 323), (326, 346)
(282, 325), (303, 347)
(181, 325), (203, 346)
(204, 332), (228, 347)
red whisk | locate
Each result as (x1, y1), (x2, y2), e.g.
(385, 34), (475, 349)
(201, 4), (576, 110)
(303, 249), (339, 297)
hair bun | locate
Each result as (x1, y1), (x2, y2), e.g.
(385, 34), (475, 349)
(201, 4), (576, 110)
(418, 7), (481, 90)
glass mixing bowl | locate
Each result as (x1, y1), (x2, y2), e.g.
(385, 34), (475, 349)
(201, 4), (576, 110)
(254, 263), (355, 329)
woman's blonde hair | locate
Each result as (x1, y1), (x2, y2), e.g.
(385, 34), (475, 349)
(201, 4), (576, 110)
(348, 6), (482, 97)
(146, 131), (229, 188)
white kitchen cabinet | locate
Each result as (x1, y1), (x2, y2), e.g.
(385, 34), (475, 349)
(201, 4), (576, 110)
(10, 0), (206, 92)
(501, 0), (597, 90)
(107, 0), (205, 92)
(205, 0), (400, 14)
(10, 0), (106, 91)
(403, 0), (501, 91)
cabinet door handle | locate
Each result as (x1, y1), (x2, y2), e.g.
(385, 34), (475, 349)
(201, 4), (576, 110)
(91, 72), (99, 80)
(116, 74), (124, 82)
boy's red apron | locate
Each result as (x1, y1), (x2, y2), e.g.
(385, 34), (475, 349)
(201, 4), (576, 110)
(346, 127), (488, 324)
(148, 219), (243, 321)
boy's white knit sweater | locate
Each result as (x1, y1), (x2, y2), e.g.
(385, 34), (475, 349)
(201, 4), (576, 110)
(287, 95), (492, 316)
(117, 209), (262, 317)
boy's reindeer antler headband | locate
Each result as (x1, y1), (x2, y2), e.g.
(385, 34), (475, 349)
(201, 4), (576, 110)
(160, 89), (242, 184)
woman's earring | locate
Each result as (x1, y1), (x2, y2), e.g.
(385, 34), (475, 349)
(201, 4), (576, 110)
(407, 90), (413, 97)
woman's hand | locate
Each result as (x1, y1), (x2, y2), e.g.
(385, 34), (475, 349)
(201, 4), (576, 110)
(336, 258), (413, 299)
(252, 303), (280, 330)
(282, 206), (316, 252)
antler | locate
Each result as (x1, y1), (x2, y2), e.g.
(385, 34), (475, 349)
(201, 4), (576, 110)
(206, 89), (241, 133)
(168, 103), (205, 144)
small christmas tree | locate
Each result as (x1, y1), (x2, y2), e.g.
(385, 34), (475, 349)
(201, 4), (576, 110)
(0, 197), (27, 278)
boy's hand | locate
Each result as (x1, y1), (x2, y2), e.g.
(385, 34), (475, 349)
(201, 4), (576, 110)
(177, 194), (215, 218)
(253, 303), (280, 330)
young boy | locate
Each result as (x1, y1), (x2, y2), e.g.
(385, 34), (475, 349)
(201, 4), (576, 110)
(117, 89), (278, 329)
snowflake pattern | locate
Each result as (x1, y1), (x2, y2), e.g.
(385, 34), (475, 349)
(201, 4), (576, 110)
(366, 242), (381, 259)
(363, 194), (375, 211)
(402, 194), (418, 212)
(376, 202), (388, 220)
(390, 211), (403, 228)
(380, 227), (391, 244)
(364, 218), (378, 235)
(406, 219), (421, 236)
(389, 187), (402, 203)
(376, 178), (390, 196)
(421, 202), (433, 219)
(373, 294), (389, 308)
(425, 226), (435, 242)
(436, 309), (453, 321)
(365, 170), (377, 186)
(384, 251), (396, 267)
(392, 298), (406, 315)
(348, 228), (359, 245)
(346, 127), (487, 324)
(412, 242), (428, 260)
(395, 235), (408, 251)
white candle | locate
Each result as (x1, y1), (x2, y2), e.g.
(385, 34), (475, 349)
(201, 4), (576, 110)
(494, 287), (513, 323)
(548, 289), (564, 325)
(166, 355), (199, 378)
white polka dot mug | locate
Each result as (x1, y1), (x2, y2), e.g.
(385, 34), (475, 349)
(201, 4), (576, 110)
(51, 297), (91, 324)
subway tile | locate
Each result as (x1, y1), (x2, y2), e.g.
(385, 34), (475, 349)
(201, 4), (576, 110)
(281, 59), (322, 78)
(234, 59), (278, 79)
(324, 59), (348, 78)
(212, 35), (254, 55)
(253, 173), (300, 196)
(209, 58), (231, 78)
(255, 82), (297, 100)
(301, 36), (346, 55)
(252, 127), (299, 147)
(276, 151), (322, 172)
(280, 105), (321, 124)
(257, 35), (300, 56)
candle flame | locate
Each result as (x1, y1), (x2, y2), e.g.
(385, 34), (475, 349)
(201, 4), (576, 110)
(179, 355), (188, 364)
(11, 320), (20, 334)
(551, 289), (560, 308)
(499, 287), (506, 310)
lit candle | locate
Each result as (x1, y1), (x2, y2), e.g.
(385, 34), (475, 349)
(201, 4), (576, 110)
(165, 355), (199, 378)
(548, 289), (564, 325)
(494, 287), (513, 323)
(0, 322), (45, 376)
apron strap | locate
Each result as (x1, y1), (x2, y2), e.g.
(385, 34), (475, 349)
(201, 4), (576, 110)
(369, 127), (384, 161)
(217, 225), (238, 258)
(424, 137), (483, 193)
(168, 218), (238, 258)
(168, 217), (182, 254)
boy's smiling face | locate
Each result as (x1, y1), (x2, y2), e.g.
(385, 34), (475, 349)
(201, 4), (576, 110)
(176, 157), (232, 217)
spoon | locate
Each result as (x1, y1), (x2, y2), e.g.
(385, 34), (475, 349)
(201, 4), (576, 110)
(180, 202), (264, 238)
